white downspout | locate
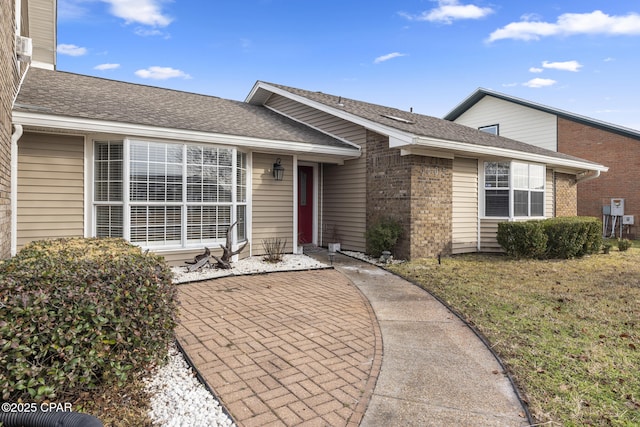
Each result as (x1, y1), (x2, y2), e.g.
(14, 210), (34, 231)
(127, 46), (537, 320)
(10, 124), (23, 256)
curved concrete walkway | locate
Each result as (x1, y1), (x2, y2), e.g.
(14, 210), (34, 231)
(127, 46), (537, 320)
(176, 251), (530, 426)
(321, 251), (530, 426)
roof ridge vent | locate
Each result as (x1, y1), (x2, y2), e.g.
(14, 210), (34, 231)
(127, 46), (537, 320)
(380, 113), (415, 124)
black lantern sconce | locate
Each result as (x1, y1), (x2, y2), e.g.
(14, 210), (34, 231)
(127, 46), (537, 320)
(273, 158), (285, 181)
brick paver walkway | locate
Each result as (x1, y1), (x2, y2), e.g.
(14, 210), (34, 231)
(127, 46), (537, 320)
(176, 269), (382, 426)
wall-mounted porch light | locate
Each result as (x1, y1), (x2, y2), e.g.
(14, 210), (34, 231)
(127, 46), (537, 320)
(273, 158), (285, 181)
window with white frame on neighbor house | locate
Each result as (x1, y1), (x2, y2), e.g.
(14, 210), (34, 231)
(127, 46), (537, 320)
(484, 161), (545, 218)
(478, 124), (499, 135)
(94, 140), (247, 248)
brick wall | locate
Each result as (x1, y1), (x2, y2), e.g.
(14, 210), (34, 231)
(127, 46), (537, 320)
(366, 131), (412, 258)
(558, 117), (640, 221)
(365, 130), (453, 259)
(0, 2), (20, 259)
(554, 172), (577, 217)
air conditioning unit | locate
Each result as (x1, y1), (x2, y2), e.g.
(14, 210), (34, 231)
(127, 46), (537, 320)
(15, 35), (32, 62)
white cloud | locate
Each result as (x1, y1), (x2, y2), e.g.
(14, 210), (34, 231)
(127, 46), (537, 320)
(57, 44), (87, 56)
(374, 52), (407, 64)
(94, 63), (120, 70)
(604, 57), (615, 62)
(101, 0), (172, 27)
(529, 67), (543, 73)
(134, 66), (191, 80)
(58, 0), (89, 20)
(488, 10), (640, 42)
(134, 27), (168, 37)
(399, 0), (493, 24)
(542, 60), (583, 72)
(523, 78), (557, 88)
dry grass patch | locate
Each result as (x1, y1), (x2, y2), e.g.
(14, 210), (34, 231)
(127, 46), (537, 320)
(388, 250), (640, 426)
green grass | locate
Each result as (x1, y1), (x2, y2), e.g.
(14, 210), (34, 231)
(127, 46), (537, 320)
(388, 249), (640, 426)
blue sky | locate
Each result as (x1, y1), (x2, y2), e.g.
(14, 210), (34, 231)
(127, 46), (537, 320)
(56, 0), (640, 130)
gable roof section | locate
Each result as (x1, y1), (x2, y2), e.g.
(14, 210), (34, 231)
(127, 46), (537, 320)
(247, 82), (607, 173)
(444, 88), (640, 140)
(13, 68), (359, 158)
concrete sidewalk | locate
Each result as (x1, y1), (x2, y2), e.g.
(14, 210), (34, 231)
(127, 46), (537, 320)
(310, 249), (530, 426)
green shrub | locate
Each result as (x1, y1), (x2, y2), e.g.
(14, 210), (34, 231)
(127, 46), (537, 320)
(543, 217), (602, 259)
(0, 238), (177, 402)
(366, 217), (403, 258)
(497, 221), (548, 259)
(497, 217), (602, 259)
(617, 238), (632, 252)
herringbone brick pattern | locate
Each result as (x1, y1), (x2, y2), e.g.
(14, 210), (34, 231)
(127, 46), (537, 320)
(176, 269), (382, 426)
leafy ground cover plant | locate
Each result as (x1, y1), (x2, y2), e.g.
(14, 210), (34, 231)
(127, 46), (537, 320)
(389, 250), (640, 426)
(0, 238), (177, 407)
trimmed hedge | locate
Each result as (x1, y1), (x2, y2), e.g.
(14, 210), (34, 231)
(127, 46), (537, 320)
(543, 217), (602, 259)
(497, 217), (602, 259)
(0, 238), (177, 402)
(496, 221), (548, 259)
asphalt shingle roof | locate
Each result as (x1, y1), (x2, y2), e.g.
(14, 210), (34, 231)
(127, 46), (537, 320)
(261, 82), (604, 166)
(14, 68), (355, 150)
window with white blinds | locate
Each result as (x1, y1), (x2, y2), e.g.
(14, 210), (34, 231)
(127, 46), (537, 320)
(483, 161), (545, 218)
(94, 140), (248, 249)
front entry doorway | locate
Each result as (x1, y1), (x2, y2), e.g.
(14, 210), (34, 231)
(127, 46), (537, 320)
(298, 166), (314, 244)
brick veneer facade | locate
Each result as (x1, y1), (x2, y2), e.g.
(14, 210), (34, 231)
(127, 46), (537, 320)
(365, 130), (452, 259)
(558, 117), (640, 221)
(554, 172), (577, 217)
(1, 2), (21, 259)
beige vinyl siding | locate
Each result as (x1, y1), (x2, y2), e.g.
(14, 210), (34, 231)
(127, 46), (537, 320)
(17, 133), (84, 249)
(251, 153), (294, 255)
(266, 94), (368, 251)
(322, 155), (367, 252)
(28, 0), (56, 68)
(479, 218), (502, 252)
(452, 157), (478, 254)
(546, 169), (554, 217)
(454, 96), (558, 152)
(266, 94), (364, 145)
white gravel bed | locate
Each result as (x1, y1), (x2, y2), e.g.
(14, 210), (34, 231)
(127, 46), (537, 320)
(340, 250), (406, 266)
(144, 344), (235, 427)
(171, 253), (328, 284)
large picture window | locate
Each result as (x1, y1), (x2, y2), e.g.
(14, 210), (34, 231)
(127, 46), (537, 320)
(94, 140), (248, 249)
(484, 161), (545, 218)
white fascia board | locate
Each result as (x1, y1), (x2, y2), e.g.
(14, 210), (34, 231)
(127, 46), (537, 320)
(13, 111), (361, 158)
(411, 135), (608, 172)
(250, 82), (414, 144)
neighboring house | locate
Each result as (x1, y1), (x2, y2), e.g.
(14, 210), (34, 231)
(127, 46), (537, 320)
(12, 70), (606, 263)
(444, 88), (640, 235)
(0, 0), (55, 260)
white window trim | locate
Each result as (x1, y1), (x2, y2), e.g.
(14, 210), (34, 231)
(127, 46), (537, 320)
(480, 160), (547, 221)
(89, 137), (250, 252)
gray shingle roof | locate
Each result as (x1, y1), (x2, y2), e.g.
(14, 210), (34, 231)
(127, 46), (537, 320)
(260, 82), (605, 167)
(14, 68), (355, 150)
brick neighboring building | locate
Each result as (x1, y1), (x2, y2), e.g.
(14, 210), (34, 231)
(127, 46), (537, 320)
(445, 88), (639, 234)
(1, 0), (31, 259)
(557, 117), (640, 223)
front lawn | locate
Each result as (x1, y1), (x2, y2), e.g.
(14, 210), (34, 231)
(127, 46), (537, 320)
(388, 250), (640, 426)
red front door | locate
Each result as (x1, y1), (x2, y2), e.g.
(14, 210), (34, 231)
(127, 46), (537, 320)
(298, 166), (313, 244)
